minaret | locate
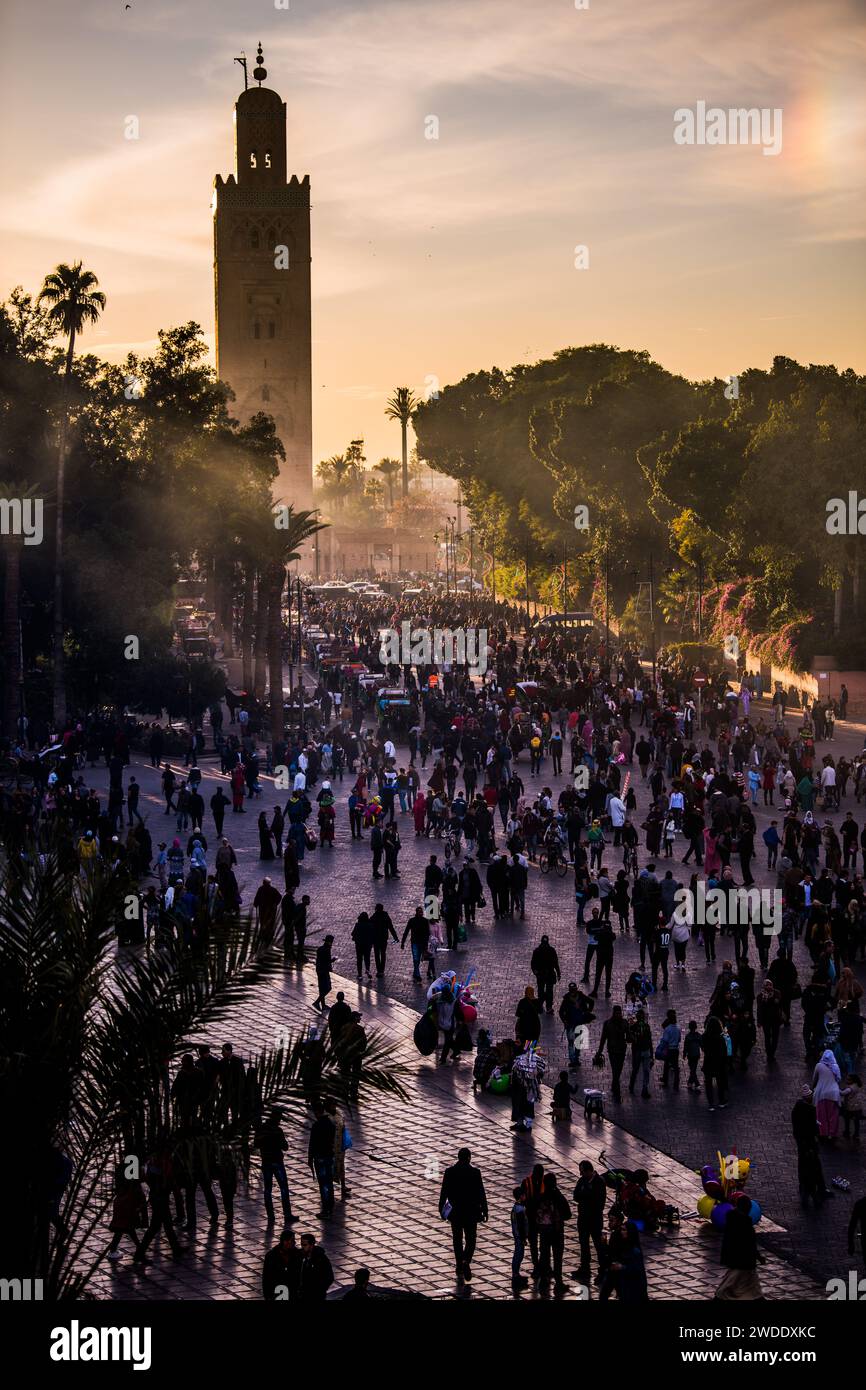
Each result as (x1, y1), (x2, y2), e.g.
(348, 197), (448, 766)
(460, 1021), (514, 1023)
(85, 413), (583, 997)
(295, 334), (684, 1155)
(213, 43), (313, 510)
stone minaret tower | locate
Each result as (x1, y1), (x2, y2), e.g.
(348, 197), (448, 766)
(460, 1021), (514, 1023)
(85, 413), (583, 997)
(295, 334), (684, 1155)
(213, 43), (313, 510)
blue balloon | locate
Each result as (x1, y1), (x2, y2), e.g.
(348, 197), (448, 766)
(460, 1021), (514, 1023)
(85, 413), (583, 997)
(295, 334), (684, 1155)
(710, 1201), (734, 1230)
(748, 1199), (762, 1225)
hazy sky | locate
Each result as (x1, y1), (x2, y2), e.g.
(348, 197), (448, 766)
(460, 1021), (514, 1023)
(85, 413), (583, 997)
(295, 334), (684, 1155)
(1, 0), (864, 466)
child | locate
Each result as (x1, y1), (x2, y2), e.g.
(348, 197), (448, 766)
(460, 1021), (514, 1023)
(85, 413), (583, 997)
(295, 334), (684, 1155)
(510, 1186), (529, 1288)
(427, 909), (445, 956)
(551, 1069), (577, 1123)
(106, 1178), (147, 1261)
(662, 815), (676, 858)
(841, 1074), (863, 1140)
(683, 1020), (702, 1090)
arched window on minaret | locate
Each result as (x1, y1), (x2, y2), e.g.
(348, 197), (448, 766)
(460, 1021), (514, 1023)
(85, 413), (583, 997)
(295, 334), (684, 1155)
(268, 321), (276, 339)
(253, 321), (261, 340)
(250, 228), (260, 250)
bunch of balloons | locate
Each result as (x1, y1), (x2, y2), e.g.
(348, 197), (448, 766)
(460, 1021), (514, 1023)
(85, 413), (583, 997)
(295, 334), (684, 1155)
(696, 1152), (761, 1228)
(457, 969), (479, 1024)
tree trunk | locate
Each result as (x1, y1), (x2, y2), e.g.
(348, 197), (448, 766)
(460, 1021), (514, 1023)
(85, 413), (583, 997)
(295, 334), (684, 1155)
(241, 565), (255, 691)
(253, 572), (268, 700)
(3, 539), (23, 739)
(833, 582), (843, 635)
(268, 562), (286, 754)
(852, 547), (861, 619)
(215, 554), (234, 656)
(401, 420), (409, 498)
(52, 335), (75, 731)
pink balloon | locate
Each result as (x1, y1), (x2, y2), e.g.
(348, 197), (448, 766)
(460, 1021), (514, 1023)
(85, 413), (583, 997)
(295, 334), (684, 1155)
(460, 1003), (478, 1023)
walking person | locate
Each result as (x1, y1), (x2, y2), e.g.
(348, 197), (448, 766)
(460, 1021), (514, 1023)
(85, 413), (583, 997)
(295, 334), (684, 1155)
(308, 1102), (337, 1218)
(370, 902), (399, 976)
(571, 1159), (607, 1285)
(510, 1185), (530, 1290)
(534, 1172), (572, 1292)
(701, 1015), (730, 1112)
(657, 1008), (682, 1090)
(714, 1195), (767, 1300)
(596, 1005), (628, 1102)
(352, 912), (374, 980)
(254, 1108), (297, 1226)
(312, 935), (335, 1011)
(530, 935), (561, 1014)
(627, 1008), (654, 1099)
(438, 1147), (488, 1286)
(106, 1177), (148, 1262)
(211, 786), (229, 838)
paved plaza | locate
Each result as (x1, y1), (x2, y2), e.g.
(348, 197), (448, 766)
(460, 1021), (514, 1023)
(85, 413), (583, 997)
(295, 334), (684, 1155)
(83, 684), (866, 1299)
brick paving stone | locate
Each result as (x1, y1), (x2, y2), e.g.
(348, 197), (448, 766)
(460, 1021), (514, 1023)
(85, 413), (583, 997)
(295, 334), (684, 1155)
(80, 692), (866, 1298)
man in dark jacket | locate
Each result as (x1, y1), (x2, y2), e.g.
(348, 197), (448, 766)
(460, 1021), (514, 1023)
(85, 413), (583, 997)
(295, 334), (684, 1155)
(439, 1147), (488, 1284)
(254, 1108), (295, 1225)
(530, 935), (561, 1014)
(312, 935), (335, 1011)
(572, 1160), (607, 1282)
(458, 858), (483, 923)
(791, 1086), (827, 1205)
(327, 990), (353, 1044)
(297, 1233), (334, 1301)
(262, 1229), (302, 1300)
(370, 903), (399, 977)
(401, 908), (431, 982)
(308, 1103), (337, 1217)
(486, 854), (510, 920)
(210, 786), (230, 837)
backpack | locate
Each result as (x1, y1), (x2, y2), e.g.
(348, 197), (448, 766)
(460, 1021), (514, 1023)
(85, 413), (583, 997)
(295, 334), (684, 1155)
(413, 1010), (438, 1057)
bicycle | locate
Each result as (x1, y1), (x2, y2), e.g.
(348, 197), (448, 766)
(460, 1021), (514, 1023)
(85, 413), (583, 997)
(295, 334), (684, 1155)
(539, 842), (569, 877)
(623, 845), (639, 881)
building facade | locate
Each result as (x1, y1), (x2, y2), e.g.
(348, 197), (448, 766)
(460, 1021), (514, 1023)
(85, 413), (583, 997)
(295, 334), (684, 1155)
(213, 45), (313, 510)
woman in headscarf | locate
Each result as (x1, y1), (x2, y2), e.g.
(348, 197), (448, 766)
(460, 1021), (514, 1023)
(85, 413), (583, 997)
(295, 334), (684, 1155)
(811, 1048), (842, 1138)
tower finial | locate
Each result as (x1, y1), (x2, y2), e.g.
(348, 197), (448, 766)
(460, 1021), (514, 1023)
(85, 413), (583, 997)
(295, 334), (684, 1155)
(253, 42), (267, 86)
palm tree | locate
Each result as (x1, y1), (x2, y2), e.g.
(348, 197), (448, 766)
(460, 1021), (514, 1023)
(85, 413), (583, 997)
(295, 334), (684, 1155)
(375, 457), (401, 511)
(0, 848), (405, 1298)
(1, 485), (26, 740)
(384, 388), (419, 499)
(264, 505), (326, 751)
(37, 262), (106, 729)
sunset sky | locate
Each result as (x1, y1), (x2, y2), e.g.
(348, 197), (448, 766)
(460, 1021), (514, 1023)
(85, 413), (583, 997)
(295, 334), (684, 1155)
(1, 0), (864, 466)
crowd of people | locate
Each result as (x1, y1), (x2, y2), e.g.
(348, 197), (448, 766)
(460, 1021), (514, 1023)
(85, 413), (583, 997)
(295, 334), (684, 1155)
(3, 586), (865, 1299)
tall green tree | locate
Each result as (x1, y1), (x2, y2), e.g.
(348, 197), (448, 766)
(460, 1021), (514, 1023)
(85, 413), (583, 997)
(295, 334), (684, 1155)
(264, 505), (326, 748)
(385, 387), (418, 498)
(36, 262), (106, 728)
(375, 457), (401, 510)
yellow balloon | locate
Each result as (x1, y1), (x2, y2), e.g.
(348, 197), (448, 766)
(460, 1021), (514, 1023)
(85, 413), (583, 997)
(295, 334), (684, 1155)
(697, 1195), (717, 1219)
(738, 1160), (751, 1179)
